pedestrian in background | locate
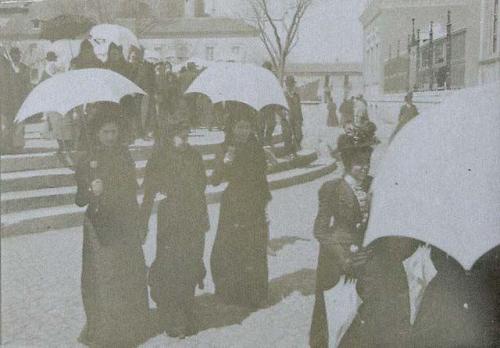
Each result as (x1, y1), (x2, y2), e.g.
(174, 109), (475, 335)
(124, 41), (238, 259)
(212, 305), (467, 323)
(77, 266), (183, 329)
(284, 75), (304, 152)
(339, 96), (354, 127)
(326, 92), (339, 127)
(1, 47), (30, 154)
(389, 92), (419, 143)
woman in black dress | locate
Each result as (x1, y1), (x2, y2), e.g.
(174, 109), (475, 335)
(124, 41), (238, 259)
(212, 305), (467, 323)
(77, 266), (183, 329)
(210, 105), (272, 309)
(309, 145), (373, 348)
(141, 121), (209, 338)
(75, 105), (150, 347)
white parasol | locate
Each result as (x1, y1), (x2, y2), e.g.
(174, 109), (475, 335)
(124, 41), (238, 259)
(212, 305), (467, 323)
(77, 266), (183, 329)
(364, 83), (500, 270)
(185, 62), (288, 111)
(15, 68), (146, 123)
(89, 24), (140, 62)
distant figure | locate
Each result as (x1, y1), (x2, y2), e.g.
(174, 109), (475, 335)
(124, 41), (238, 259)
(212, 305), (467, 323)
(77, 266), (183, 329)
(70, 40), (103, 70)
(1, 47), (30, 153)
(390, 92), (419, 143)
(326, 92), (338, 127)
(339, 96), (354, 127)
(142, 121), (209, 338)
(285, 75), (304, 153)
(210, 106), (271, 309)
(257, 105), (278, 146)
(42, 52), (74, 160)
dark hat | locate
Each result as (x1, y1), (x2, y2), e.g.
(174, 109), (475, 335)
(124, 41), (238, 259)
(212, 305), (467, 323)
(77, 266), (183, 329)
(285, 75), (296, 86)
(405, 91), (413, 102)
(46, 51), (57, 62)
(89, 102), (122, 133)
(338, 135), (373, 170)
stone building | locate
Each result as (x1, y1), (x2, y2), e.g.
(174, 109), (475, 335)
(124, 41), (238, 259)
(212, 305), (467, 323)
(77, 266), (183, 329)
(359, 0), (497, 122)
(285, 63), (363, 104)
(479, 0), (500, 83)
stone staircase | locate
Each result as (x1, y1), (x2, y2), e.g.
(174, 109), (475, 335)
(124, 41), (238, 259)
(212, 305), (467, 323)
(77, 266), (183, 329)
(1, 126), (336, 238)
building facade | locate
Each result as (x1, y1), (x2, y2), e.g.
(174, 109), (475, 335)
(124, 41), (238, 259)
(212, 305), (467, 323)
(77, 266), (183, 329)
(285, 63), (363, 104)
(479, 0), (500, 83)
(359, 0), (497, 122)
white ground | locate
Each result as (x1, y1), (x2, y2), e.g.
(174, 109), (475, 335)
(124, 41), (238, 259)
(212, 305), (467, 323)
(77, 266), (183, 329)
(1, 103), (399, 347)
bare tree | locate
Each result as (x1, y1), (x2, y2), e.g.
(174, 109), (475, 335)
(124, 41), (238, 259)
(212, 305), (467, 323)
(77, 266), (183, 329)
(249, 0), (313, 83)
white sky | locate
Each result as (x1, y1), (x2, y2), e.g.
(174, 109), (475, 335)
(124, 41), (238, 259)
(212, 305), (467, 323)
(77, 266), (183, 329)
(207, 0), (367, 63)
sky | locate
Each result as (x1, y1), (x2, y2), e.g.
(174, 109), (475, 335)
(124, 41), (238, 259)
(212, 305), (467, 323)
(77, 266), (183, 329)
(207, 0), (367, 63)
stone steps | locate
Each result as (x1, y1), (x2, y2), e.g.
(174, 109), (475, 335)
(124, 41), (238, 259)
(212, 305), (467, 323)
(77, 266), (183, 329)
(0, 150), (318, 214)
(0, 158), (336, 238)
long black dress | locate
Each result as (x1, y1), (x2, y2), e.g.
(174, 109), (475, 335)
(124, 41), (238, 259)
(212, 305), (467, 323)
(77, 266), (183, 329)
(75, 145), (150, 347)
(142, 143), (209, 334)
(411, 247), (499, 347)
(210, 135), (272, 308)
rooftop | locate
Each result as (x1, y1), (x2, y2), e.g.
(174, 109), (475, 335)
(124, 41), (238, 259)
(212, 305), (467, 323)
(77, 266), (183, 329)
(285, 62), (362, 75)
(116, 17), (258, 38)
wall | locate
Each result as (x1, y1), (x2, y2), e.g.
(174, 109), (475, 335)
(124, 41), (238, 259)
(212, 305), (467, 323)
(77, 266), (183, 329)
(139, 35), (266, 64)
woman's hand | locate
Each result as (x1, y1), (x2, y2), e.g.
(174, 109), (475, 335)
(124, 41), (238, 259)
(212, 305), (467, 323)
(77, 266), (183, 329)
(90, 179), (104, 196)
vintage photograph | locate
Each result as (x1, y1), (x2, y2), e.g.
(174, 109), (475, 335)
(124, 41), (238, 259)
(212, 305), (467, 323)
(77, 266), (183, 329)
(1, 0), (499, 346)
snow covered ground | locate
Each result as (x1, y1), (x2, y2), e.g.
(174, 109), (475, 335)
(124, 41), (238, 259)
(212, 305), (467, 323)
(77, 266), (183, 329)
(1, 103), (398, 347)
(1, 173), (333, 347)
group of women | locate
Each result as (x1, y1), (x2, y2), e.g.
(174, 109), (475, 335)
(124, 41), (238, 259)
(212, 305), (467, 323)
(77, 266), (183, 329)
(74, 102), (271, 347)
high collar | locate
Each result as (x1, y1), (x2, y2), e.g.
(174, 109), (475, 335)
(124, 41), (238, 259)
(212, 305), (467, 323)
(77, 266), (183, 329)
(344, 174), (362, 189)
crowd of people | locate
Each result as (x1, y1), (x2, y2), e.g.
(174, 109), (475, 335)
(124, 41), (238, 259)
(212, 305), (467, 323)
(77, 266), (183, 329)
(74, 102), (274, 346)
(1, 43), (306, 166)
(3, 39), (498, 347)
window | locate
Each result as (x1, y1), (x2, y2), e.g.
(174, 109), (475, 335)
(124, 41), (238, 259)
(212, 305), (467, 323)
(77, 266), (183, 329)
(205, 46), (214, 61)
(32, 19), (40, 29)
(493, 0), (498, 53)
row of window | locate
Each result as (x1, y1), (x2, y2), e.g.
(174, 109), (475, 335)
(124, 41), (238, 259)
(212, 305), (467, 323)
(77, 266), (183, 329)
(148, 45), (241, 61)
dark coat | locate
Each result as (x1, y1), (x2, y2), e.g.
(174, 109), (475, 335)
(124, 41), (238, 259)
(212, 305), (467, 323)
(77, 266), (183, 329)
(3, 61), (30, 120)
(313, 177), (371, 291)
(411, 247), (499, 347)
(390, 103), (419, 142)
(142, 143), (209, 331)
(210, 136), (272, 308)
(75, 145), (149, 346)
(75, 145), (140, 246)
(339, 99), (354, 125)
(286, 90), (303, 125)
(142, 143), (209, 238)
(327, 101), (338, 127)
(310, 176), (372, 348)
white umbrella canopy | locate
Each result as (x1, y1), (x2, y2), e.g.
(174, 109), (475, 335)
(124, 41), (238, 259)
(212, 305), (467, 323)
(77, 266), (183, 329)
(89, 24), (140, 62)
(15, 68), (146, 123)
(363, 83), (500, 270)
(185, 62), (289, 111)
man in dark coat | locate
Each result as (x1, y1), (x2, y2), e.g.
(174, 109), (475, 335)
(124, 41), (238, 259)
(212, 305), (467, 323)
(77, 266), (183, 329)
(1, 47), (30, 153)
(141, 121), (209, 338)
(179, 63), (199, 128)
(284, 75), (304, 152)
(339, 96), (354, 126)
(389, 92), (419, 143)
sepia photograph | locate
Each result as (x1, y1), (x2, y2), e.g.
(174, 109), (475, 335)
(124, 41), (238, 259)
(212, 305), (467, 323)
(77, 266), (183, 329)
(0, 0), (499, 346)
